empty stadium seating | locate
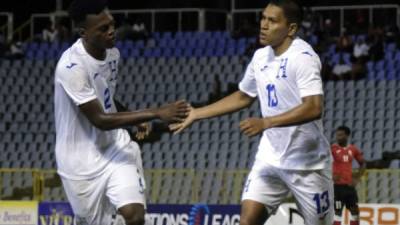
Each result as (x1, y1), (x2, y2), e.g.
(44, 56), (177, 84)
(23, 31), (255, 59)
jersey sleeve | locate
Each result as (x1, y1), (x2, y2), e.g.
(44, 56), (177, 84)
(353, 145), (365, 163)
(295, 53), (324, 98)
(115, 47), (121, 60)
(238, 55), (258, 97)
(55, 64), (97, 106)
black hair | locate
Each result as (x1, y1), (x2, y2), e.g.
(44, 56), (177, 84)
(269, 0), (303, 26)
(69, 0), (108, 26)
(336, 126), (351, 136)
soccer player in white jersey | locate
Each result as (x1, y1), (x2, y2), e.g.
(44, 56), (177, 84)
(54, 0), (189, 224)
(171, 0), (333, 224)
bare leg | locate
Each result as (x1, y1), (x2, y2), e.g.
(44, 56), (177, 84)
(119, 203), (145, 225)
(240, 200), (269, 225)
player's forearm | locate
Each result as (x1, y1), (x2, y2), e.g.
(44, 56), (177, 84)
(267, 95), (323, 128)
(194, 91), (254, 120)
(94, 110), (159, 130)
(358, 161), (367, 176)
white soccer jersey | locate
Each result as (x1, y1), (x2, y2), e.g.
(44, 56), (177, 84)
(54, 39), (134, 180)
(239, 38), (331, 170)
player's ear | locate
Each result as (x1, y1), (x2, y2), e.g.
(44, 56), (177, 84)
(78, 27), (86, 38)
(288, 23), (298, 37)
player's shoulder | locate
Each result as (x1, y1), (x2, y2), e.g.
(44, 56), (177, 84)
(289, 38), (320, 63)
(107, 47), (120, 60)
(331, 143), (340, 150)
(55, 47), (87, 82)
(57, 40), (85, 68)
(252, 45), (273, 62)
(56, 55), (85, 77)
(349, 144), (361, 152)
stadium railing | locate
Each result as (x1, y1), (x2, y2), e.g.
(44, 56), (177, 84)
(0, 12), (13, 42)
(15, 4), (400, 42)
(1, 168), (399, 204)
(0, 168), (44, 201)
(25, 9), (229, 41)
(231, 4), (400, 36)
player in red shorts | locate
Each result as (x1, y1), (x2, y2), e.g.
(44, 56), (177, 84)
(331, 126), (366, 225)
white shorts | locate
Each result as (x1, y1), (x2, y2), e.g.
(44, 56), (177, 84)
(61, 144), (146, 225)
(242, 160), (334, 225)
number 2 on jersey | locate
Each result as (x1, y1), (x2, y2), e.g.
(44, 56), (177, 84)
(104, 88), (112, 110)
(266, 84), (278, 107)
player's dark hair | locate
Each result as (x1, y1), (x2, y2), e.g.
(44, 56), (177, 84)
(69, 0), (108, 27)
(269, 0), (303, 26)
(337, 126), (351, 136)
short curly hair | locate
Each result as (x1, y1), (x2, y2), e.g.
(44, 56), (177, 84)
(68, 0), (108, 26)
(336, 126), (351, 136)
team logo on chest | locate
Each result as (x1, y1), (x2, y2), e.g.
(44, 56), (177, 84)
(108, 60), (118, 82)
(108, 60), (117, 74)
(276, 58), (288, 78)
(347, 149), (353, 156)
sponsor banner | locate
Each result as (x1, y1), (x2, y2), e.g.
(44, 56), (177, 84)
(341, 204), (400, 225)
(266, 203), (400, 225)
(38, 202), (74, 225)
(1, 202), (396, 225)
(146, 204), (240, 225)
(146, 203), (400, 225)
(0, 201), (38, 225)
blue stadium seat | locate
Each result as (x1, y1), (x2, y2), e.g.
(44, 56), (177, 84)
(375, 60), (385, 72)
(385, 52), (394, 61)
(386, 42), (397, 52)
(394, 51), (400, 62)
(366, 61), (374, 71)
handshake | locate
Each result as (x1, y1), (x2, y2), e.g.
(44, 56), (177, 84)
(152, 100), (191, 124)
(134, 100), (194, 140)
(153, 100), (195, 134)
(134, 100), (195, 141)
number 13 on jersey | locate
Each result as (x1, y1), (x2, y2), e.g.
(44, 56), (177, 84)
(266, 84), (278, 107)
(313, 191), (330, 214)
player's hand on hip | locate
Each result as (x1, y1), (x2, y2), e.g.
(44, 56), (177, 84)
(352, 176), (361, 186)
(157, 100), (190, 123)
(239, 117), (271, 137)
(169, 106), (196, 134)
(351, 179), (358, 187)
(135, 123), (151, 140)
(333, 174), (341, 182)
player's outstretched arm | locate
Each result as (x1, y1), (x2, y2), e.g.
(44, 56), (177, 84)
(114, 98), (151, 140)
(170, 91), (255, 134)
(79, 99), (190, 130)
(240, 95), (323, 137)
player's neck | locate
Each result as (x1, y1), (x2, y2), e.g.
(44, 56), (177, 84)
(338, 142), (348, 147)
(272, 37), (294, 56)
(82, 39), (107, 61)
